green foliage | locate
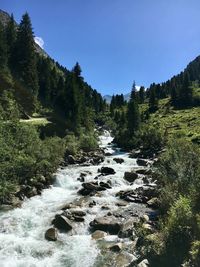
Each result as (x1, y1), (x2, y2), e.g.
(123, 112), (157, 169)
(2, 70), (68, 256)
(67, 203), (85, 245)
(0, 122), (65, 203)
(139, 124), (164, 152)
(79, 132), (98, 152)
(65, 133), (79, 155)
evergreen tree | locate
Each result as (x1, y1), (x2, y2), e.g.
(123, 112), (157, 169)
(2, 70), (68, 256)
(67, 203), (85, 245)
(5, 14), (16, 69)
(127, 85), (140, 135)
(149, 86), (158, 112)
(139, 86), (145, 103)
(14, 12), (39, 96)
(72, 62), (82, 78)
(0, 22), (8, 70)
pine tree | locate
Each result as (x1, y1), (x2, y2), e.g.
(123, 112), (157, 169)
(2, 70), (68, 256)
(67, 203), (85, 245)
(139, 86), (145, 103)
(14, 12), (39, 96)
(149, 86), (158, 112)
(5, 14), (16, 69)
(0, 22), (8, 70)
(72, 62), (82, 78)
(127, 85), (140, 135)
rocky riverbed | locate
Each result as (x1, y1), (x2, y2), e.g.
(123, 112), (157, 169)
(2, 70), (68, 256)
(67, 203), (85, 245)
(0, 131), (158, 267)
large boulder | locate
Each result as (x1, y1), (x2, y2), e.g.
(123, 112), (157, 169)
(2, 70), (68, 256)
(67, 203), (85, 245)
(67, 155), (76, 164)
(45, 228), (58, 241)
(137, 259), (149, 267)
(124, 172), (138, 183)
(136, 159), (149, 167)
(90, 216), (122, 234)
(52, 215), (73, 232)
(99, 167), (116, 175)
(92, 230), (107, 240)
(113, 158), (124, 164)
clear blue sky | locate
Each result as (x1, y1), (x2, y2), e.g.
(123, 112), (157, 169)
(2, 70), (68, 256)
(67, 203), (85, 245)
(1, 0), (200, 95)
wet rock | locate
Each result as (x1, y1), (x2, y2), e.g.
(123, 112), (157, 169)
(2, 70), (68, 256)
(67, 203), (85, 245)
(99, 181), (112, 189)
(136, 169), (152, 175)
(45, 228), (58, 241)
(90, 216), (122, 234)
(136, 158), (149, 167)
(82, 182), (99, 191)
(115, 252), (137, 267)
(109, 243), (123, 252)
(113, 158), (124, 164)
(101, 205), (110, 210)
(105, 152), (112, 156)
(99, 167), (116, 175)
(129, 149), (142, 158)
(52, 215), (72, 232)
(147, 197), (159, 209)
(138, 259), (149, 267)
(142, 223), (154, 233)
(73, 216), (85, 222)
(92, 230), (107, 240)
(124, 172), (138, 183)
(71, 210), (86, 217)
(118, 219), (136, 238)
(89, 200), (96, 207)
(67, 155), (76, 164)
(78, 188), (93, 196)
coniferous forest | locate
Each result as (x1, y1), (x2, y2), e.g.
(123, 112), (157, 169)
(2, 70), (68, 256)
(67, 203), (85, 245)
(1, 7), (200, 267)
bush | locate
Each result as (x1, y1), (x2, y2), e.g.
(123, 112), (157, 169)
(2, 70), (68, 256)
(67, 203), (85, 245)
(79, 132), (98, 152)
(139, 125), (164, 152)
(0, 122), (65, 203)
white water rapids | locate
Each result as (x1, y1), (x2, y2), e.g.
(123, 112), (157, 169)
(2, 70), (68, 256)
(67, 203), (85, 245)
(0, 131), (148, 267)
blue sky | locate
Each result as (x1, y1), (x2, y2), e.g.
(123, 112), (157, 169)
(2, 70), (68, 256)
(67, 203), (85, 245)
(1, 0), (200, 95)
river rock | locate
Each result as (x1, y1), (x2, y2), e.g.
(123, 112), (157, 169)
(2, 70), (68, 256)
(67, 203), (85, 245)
(147, 197), (159, 209)
(136, 169), (152, 175)
(52, 215), (72, 232)
(124, 172), (138, 183)
(113, 158), (124, 164)
(45, 228), (58, 241)
(99, 167), (116, 175)
(67, 155), (76, 164)
(109, 243), (123, 252)
(73, 216), (85, 222)
(92, 230), (107, 240)
(137, 259), (149, 267)
(71, 210), (86, 217)
(99, 181), (112, 189)
(136, 158), (149, 167)
(82, 182), (99, 191)
(90, 216), (122, 234)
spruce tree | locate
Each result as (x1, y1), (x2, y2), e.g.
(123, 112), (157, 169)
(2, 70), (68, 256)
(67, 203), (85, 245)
(139, 86), (145, 103)
(127, 86), (140, 136)
(0, 22), (8, 70)
(14, 12), (39, 96)
(5, 14), (16, 70)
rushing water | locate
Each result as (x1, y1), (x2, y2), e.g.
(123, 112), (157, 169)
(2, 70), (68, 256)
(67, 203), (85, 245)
(0, 131), (146, 267)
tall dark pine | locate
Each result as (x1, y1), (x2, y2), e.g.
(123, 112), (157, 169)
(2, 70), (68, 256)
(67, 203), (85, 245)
(149, 86), (158, 112)
(14, 12), (39, 96)
(139, 86), (145, 103)
(5, 14), (16, 69)
(179, 72), (192, 107)
(0, 22), (8, 70)
(72, 62), (82, 78)
(127, 85), (140, 136)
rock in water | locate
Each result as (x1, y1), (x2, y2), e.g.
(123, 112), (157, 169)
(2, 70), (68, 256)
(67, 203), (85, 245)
(124, 172), (138, 183)
(99, 167), (116, 175)
(92, 230), (107, 240)
(45, 228), (58, 241)
(136, 159), (149, 167)
(113, 158), (124, 164)
(90, 216), (122, 234)
(52, 215), (73, 232)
